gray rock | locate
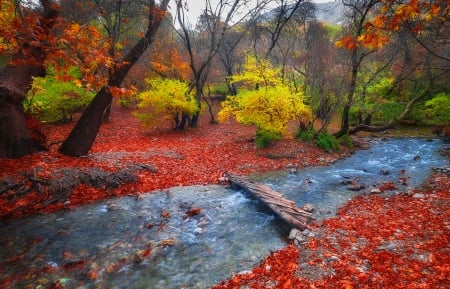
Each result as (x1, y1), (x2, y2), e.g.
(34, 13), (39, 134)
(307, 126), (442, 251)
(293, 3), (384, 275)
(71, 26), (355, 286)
(288, 228), (302, 240)
(302, 203), (315, 212)
(370, 188), (382, 194)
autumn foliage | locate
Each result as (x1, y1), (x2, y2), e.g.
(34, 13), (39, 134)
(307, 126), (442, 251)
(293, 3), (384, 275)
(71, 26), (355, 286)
(0, 0), (111, 87)
(336, 0), (449, 50)
(0, 101), (345, 219)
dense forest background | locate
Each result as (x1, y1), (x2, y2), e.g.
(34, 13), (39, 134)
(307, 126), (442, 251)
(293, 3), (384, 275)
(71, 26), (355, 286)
(0, 0), (449, 159)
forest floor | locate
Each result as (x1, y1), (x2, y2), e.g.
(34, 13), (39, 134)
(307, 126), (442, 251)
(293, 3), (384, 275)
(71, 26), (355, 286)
(0, 102), (352, 219)
(1, 101), (449, 288)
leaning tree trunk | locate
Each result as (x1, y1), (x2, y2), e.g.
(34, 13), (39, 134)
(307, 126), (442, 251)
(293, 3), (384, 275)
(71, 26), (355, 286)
(348, 81), (432, 135)
(0, 0), (59, 158)
(59, 0), (170, 157)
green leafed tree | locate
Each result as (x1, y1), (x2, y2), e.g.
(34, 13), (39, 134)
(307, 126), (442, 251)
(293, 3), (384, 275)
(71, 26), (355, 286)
(24, 67), (94, 124)
(134, 77), (198, 129)
(218, 55), (312, 139)
(417, 93), (450, 126)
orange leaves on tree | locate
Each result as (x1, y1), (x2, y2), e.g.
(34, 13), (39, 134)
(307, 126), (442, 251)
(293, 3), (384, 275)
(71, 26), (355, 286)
(107, 85), (137, 98)
(336, 32), (389, 50)
(338, 0), (448, 50)
(335, 36), (357, 50)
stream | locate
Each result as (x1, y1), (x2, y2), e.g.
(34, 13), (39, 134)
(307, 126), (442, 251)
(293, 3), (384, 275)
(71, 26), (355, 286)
(0, 138), (448, 289)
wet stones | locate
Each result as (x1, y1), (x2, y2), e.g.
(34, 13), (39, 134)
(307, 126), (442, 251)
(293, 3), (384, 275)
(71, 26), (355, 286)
(370, 188), (382, 194)
(432, 166), (450, 174)
(302, 203), (314, 212)
(288, 228), (316, 246)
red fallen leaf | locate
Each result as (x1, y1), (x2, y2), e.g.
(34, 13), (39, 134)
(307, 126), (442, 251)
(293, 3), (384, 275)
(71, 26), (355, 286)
(141, 249), (151, 258)
(339, 279), (354, 289)
(145, 222), (154, 229)
(160, 209), (171, 219)
(281, 279), (291, 289)
(306, 238), (318, 250)
(378, 182), (396, 192)
(106, 262), (121, 273)
(183, 207), (201, 219)
(63, 251), (75, 260)
(87, 269), (99, 280)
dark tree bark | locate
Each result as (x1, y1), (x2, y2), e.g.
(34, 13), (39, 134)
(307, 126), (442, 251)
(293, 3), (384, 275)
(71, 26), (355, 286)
(176, 0), (262, 128)
(334, 0), (380, 138)
(0, 0), (59, 158)
(59, 0), (170, 156)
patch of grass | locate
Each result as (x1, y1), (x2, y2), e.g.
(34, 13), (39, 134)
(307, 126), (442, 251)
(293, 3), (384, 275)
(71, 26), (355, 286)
(296, 128), (315, 142)
(316, 132), (340, 153)
(339, 134), (353, 148)
(255, 129), (281, 149)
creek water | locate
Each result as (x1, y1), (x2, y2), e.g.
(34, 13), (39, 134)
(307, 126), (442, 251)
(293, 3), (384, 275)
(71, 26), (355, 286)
(0, 138), (447, 289)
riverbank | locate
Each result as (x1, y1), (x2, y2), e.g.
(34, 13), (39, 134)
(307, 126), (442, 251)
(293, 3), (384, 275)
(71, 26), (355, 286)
(213, 171), (450, 289)
(0, 103), (352, 219)
(1, 102), (448, 289)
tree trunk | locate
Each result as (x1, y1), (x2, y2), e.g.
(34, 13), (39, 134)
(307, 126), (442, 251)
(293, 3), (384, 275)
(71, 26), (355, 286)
(59, 87), (112, 155)
(59, 0), (170, 156)
(0, 87), (38, 158)
(0, 0), (59, 158)
(102, 103), (112, 123)
(189, 86), (203, 127)
(335, 49), (358, 138)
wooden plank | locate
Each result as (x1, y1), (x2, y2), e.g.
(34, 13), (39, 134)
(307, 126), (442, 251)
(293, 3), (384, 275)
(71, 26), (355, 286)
(225, 173), (315, 230)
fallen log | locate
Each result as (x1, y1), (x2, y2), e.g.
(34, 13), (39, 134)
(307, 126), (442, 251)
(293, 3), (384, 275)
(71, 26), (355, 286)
(225, 173), (315, 230)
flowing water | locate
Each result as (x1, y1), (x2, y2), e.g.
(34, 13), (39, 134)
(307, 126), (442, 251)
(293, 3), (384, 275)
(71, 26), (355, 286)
(0, 138), (447, 289)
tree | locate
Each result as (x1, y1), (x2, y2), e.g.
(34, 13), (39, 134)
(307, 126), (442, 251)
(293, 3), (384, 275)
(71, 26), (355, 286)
(0, 0), (114, 158)
(300, 22), (345, 132)
(93, 0), (153, 122)
(134, 77), (198, 129)
(218, 55), (312, 137)
(175, 0), (266, 128)
(59, 0), (170, 156)
(334, 0), (383, 137)
(334, 0), (449, 136)
(0, 0), (60, 158)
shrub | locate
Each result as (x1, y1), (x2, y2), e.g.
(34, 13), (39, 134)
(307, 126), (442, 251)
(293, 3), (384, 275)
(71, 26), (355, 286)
(316, 132), (340, 153)
(24, 67), (94, 123)
(296, 128), (315, 142)
(255, 129), (281, 149)
(339, 134), (353, 148)
(420, 93), (450, 125)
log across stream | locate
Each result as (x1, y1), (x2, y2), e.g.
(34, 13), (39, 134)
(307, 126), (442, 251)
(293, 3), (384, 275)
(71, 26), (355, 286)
(225, 173), (315, 230)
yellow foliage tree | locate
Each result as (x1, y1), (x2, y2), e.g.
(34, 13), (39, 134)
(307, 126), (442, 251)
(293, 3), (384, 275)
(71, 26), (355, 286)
(134, 78), (198, 129)
(219, 55), (312, 137)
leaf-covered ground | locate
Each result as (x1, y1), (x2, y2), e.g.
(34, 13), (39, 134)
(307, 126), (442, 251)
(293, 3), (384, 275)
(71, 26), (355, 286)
(1, 103), (448, 289)
(0, 103), (348, 218)
(213, 173), (450, 289)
